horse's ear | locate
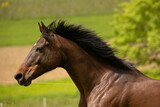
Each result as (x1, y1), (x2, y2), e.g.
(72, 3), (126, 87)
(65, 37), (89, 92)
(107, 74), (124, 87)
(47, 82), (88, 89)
(38, 21), (53, 42)
(38, 22), (42, 33)
(38, 22), (49, 33)
(41, 21), (50, 33)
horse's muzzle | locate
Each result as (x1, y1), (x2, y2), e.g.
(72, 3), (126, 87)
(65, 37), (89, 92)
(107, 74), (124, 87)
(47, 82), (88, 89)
(14, 73), (32, 86)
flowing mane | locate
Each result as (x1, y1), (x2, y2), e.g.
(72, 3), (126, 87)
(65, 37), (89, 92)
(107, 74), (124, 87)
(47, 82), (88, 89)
(48, 20), (133, 70)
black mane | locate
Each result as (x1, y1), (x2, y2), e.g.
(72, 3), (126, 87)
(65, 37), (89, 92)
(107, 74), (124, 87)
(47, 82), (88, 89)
(48, 20), (133, 70)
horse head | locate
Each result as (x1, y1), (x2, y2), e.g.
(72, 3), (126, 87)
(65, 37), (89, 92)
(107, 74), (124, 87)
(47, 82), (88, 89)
(14, 22), (63, 86)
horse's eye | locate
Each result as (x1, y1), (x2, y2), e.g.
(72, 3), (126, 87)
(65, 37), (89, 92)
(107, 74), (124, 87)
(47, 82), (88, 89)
(36, 48), (42, 52)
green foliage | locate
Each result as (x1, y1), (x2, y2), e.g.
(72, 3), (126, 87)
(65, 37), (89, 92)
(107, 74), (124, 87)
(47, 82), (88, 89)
(142, 68), (160, 79)
(112, 0), (160, 64)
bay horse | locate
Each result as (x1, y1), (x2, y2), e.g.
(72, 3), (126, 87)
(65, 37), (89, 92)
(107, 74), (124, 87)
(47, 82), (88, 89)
(15, 20), (160, 107)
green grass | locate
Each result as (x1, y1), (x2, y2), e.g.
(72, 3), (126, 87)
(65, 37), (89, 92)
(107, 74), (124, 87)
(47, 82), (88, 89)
(0, 69), (160, 107)
(0, 14), (114, 46)
(0, 78), (79, 107)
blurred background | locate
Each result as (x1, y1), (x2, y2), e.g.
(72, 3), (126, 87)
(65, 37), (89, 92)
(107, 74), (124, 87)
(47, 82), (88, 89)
(0, 0), (159, 106)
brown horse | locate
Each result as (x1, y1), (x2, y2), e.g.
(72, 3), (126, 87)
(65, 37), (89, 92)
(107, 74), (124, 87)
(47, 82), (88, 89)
(15, 20), (160, 107)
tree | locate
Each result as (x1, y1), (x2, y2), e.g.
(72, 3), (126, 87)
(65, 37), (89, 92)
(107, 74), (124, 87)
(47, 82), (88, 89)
(112, 0), (160, 65)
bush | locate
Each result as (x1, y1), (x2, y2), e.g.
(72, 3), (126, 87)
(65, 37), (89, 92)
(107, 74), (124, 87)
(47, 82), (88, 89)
(112, 0), (160, 65)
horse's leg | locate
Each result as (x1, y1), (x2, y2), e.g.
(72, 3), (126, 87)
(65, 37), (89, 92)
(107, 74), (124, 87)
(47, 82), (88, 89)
(79, 94), (87, 107)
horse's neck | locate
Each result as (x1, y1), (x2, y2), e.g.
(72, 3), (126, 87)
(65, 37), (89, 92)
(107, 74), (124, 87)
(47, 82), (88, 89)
(58, 36), (107, 96)
(64, 54), (106, 96)
(57, 35), (145, 98)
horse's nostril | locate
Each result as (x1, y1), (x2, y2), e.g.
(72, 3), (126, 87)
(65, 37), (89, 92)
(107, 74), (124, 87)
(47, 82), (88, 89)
(14, 73), (23, 81)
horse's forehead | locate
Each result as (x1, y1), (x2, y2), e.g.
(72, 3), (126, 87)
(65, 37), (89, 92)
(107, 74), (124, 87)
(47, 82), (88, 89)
(34, 37), (45, 47)
(39, 37), (46, 43)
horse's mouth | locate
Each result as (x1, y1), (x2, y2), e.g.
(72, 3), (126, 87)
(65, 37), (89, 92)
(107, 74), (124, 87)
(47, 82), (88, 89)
(18, 77), (32, 87)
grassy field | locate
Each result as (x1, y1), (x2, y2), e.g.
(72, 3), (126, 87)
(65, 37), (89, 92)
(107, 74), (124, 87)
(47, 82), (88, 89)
(1, 0), (128, 46)
(0, 78), (79, 107)
(0, 69), (160, 107)
(0, 14), (114, 46)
